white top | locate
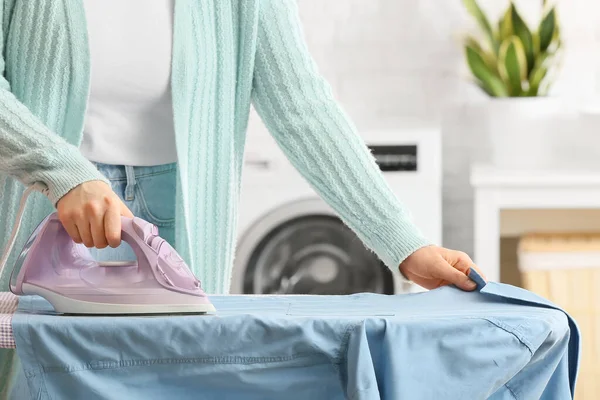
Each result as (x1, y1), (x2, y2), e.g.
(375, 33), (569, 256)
(80, 0), (178, 166)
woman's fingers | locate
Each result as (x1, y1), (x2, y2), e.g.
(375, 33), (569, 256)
(437, 260), (477, 291)
(468, 263), (486, 281)
(88, 202), (108, 249)
(120, 202), (134, 218)
(445, 250), (471, 273)
(104, 202), (122, 248)
(56, 181), (134, 248)
(432, 251), (477, 291)
(399, 246), (484, 292)
(76, 217), (94, 248)
(61, 220), (83, 244)
(448, 250), (487, 282)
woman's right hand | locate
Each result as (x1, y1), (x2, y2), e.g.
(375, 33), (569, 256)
(56, 180), (134, 249)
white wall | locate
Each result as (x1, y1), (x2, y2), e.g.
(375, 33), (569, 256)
(245, 0), (600, 255)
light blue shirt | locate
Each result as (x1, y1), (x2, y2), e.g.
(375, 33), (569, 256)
(11, 270), (579, 399)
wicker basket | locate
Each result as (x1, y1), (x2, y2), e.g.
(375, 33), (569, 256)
(518, 233), (600, 399)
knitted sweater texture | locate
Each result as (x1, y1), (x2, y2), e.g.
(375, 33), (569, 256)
(0, 0), (430, 295)
(0, 1), (432, 392)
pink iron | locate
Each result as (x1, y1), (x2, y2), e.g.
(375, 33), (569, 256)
(0, 186), (215, 314)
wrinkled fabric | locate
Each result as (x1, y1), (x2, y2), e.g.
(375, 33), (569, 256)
(12, 271), (579, 400)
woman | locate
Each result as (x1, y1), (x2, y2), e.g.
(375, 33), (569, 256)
(0, 0), (480, 396)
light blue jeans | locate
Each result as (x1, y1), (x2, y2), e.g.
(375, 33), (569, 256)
(89, 162), (177, 261)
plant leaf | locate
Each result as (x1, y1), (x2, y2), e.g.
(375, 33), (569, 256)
(497, 7), (513, 44)
(465, 44), (508, 97)
(475, 80), (495, 96)
(527, 51), (552, 95)
(549, 15), (562, 52)
(539, 76), (553, 96)
(498, 36), (527, 96)
(539, 49), (562, 96)
(464, 35), (498, 73)
(532, 31), (541, 58)
(462, 0), (499, 53)
(510, 3), (534, 74)
(528, 65), (548, 96)
(539, 7), (556, 52)
(533, 50), (552, 71)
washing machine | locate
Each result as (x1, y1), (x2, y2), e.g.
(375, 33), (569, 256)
(231, 122), (441, 295)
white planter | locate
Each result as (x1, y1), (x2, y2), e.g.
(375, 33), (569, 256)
(484, 98), (577, 170)
(573, 103), (600, 170)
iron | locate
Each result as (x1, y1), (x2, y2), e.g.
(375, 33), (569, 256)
(0, 184), (215, 315)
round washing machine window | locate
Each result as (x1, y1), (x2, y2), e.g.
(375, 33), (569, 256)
(241, 215), (394, 295)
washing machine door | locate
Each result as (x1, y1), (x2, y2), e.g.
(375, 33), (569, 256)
(233, 199), (396, 295)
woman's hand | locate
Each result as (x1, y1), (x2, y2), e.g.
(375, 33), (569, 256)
(399, 246), (485, 291)
(56, 181), (134, 249)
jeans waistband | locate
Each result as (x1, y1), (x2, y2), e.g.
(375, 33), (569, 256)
(91, 162), (177, 181)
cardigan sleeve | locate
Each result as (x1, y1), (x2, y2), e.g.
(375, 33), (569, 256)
(0, 6), (107, 205)
(251, 0), (432, 269)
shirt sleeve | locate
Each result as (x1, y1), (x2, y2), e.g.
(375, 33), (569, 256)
(251, 0), (432, 270)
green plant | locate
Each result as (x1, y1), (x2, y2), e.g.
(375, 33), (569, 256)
(463, 0), (561, 97)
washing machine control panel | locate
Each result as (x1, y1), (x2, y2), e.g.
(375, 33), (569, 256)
(368, 145), (417, 172)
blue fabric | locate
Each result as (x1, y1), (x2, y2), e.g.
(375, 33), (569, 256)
(88, 162), (177, 262)
(11, 270), (579, 399)
(6, 162), (180, 399)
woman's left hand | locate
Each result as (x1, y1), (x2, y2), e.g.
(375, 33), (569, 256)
(399, 246), (485, 291)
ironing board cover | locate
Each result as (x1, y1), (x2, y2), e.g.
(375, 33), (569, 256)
(0, 292), (17, 348)
(9, 271), (580, 400)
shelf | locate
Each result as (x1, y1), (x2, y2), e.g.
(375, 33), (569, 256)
(471, 164), (600, 188)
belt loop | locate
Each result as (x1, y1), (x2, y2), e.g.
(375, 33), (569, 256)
(124, 165), (136, 201)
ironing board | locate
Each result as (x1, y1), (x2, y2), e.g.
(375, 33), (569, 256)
(4, 272), (581, 400)
(0, 292), (17, 349)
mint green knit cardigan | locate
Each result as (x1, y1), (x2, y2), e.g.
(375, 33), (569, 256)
(0, 1), (431, 293)
(0, 0), (431, 392)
